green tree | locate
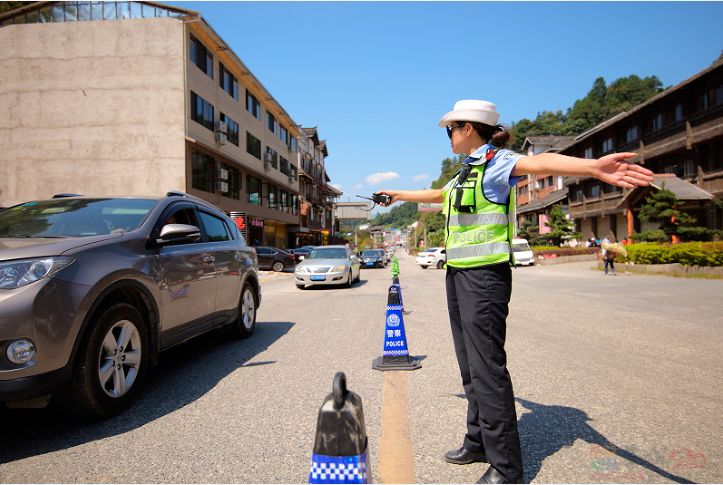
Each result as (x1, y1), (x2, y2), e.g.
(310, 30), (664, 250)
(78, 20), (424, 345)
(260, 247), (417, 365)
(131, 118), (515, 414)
(544, 204), (581, 245)
(431, 154), (466, 189)
(517, 219), (544, 246)
(638, 184), (697, 241)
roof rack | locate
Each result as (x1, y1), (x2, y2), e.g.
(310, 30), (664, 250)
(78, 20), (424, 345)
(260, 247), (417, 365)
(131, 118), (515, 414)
(166, 191), (226, 215)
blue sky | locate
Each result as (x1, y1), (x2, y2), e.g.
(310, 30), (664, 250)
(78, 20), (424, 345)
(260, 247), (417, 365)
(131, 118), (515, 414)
(166, 1), (723, 215)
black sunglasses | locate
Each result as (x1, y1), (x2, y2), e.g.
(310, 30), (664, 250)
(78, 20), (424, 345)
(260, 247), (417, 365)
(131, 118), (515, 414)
(446, 123), (466, 139)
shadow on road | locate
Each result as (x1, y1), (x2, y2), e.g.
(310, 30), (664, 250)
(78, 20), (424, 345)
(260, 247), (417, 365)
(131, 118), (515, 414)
(516, 398), (694, 484)
(0, 319), (295, 465)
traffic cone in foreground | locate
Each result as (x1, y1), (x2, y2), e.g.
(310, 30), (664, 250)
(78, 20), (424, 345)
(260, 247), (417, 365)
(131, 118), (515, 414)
(372, 284), (421, 371)
(309, 372), (371, 484)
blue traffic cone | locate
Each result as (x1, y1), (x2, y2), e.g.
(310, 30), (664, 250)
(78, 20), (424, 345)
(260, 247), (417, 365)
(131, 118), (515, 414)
(309, 372), (371, 484)
(372, 285), (421, 371)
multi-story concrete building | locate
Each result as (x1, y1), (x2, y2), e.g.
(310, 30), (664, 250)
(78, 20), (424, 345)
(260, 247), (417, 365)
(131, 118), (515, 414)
(296, 127), (342, 247)
(0, 1), (335, 249)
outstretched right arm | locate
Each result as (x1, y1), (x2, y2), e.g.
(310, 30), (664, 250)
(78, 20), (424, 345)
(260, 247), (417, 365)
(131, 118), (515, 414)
(375, 189), (444, 207)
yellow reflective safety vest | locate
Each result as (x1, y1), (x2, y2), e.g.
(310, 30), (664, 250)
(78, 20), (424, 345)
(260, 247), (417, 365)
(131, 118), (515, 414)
(442, 149), (517, 269)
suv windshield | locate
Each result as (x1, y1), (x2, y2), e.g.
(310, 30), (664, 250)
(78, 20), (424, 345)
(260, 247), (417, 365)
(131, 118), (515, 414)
(362, 250), (383, 257)
(307, 248), (347, 260)
(0, 198), (157, 238)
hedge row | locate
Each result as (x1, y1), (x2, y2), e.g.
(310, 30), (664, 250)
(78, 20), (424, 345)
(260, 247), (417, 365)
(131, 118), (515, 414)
(625, 242), (723, 266)
(532, 247), (598, 257)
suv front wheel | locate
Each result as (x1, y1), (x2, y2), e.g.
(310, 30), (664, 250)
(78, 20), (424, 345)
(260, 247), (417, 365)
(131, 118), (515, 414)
(56, 303), (148, 420)
(230, 282), (257, 339)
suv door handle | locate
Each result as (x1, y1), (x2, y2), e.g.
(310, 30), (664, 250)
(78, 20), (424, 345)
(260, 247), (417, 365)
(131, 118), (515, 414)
(202, 256), (215, 263)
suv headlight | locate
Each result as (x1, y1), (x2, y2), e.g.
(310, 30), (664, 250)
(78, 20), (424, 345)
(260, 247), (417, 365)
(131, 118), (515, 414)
(0, 257), (75, 289)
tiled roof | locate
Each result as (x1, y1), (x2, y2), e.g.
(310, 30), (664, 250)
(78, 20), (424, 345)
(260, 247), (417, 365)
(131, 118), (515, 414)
(517, 188), (569, 214)
(649, 174), (713, 200)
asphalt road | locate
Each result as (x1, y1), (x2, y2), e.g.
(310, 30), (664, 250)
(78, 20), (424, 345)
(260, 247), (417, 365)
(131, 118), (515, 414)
(0, 252), (720, 484)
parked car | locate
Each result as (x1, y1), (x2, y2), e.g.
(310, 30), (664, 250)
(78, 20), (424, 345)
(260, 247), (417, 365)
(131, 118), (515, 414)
(255, 246), (295, 271)
(512, 238), (535, 266)
(0, 191), (261, 419)
(415, 247), (446, 269)
(361, 249), (386, 268)
(294, 245), (361, 289)
(292, 245), (316, 263)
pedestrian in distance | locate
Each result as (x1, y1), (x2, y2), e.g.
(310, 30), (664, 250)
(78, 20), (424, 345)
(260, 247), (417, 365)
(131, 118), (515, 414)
(603, 246), (617, 275)
(377, 100), (653, 484)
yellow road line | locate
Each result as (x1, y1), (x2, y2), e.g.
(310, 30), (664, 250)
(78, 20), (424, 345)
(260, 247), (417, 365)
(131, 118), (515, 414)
(378, 370), (415, 484)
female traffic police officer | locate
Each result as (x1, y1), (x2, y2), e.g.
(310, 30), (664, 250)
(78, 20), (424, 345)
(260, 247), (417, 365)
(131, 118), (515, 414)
(378, 100), (654, 484)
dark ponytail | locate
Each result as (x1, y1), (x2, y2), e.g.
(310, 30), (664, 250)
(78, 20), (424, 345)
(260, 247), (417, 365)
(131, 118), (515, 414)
(468, 122), (512, 149)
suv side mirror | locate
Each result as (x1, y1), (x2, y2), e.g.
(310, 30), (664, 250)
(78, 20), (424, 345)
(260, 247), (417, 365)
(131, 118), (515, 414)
(156, 224), (201, 245)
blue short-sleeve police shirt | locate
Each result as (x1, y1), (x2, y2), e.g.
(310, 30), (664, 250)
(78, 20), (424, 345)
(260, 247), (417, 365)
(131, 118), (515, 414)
(442, 144), (525, 205)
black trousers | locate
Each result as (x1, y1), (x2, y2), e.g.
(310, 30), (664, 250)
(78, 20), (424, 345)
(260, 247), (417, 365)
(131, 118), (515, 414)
(446, 263), (523, 482)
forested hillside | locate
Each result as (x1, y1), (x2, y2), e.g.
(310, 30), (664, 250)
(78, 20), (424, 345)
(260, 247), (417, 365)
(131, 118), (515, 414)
(509, 75), (665, 152)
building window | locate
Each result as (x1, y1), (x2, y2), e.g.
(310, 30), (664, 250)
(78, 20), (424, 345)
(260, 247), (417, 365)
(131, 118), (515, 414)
(587, 184), (600, 198)
(267, 112), (277, 134)
(191, 92), (214, 131)
(220, 113), (239, 146)
(290, 137), (297, 152)
(716, 85), (723, 106)
(674, 104), (684, 122)
(219, 162), (241, 200)
(266, 147), (278, 169)
(546, 176), (554, 188)
(290, 163), (298, 181)
(191, 149), (214, 193)
(570, 188), (583, 203)
(280, 156), (289, 175)
(291, 195), (299, 215)
(246, 90), (260, 119)
(583, 147), (593, 159)
(650, 113), (662, 132)
(189, 35), (213, 79)
(219, 63), (238, 100)
(625, 126), (638, 143)
(247, 175), (261, 205)
(699, 92), (709, 111)
(246, 132), (261, 159)
(601, 137), (614, 153)
(1, 1), (186, 25)
(279, 126), (288, 144)
(267, 184), (277, 209)
(280, 190), (289, 213)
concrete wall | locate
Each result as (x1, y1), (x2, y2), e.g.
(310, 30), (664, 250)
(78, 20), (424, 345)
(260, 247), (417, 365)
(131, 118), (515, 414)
(0, 17), (187, 207)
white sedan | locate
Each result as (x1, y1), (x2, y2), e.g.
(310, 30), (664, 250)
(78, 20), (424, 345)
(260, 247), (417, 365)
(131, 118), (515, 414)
(294, 245), (361, 289)
(415, 247), (446, 269)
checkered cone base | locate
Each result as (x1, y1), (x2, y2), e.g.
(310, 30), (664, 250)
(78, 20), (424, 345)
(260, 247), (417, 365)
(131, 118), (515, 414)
(309, 449), (371, 484)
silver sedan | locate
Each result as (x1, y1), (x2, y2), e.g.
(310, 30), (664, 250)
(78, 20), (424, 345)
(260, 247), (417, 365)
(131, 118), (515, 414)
(294, 245), (361, 289)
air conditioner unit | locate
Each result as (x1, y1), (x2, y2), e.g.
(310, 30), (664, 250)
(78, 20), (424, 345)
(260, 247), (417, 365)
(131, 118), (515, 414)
(217, 181), (228, 193)
(215, 120), (227, 132)
(264, 153), (273, 162)
(287, 144), (293, 152)
(288, 175), (294, 183)
(215, 133), (227, 145)
(216, 168), (228, 180)
(264, 161), (272, 170)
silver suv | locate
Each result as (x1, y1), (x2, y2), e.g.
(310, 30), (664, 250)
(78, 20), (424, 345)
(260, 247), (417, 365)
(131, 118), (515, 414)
(0, 192), (260, 419)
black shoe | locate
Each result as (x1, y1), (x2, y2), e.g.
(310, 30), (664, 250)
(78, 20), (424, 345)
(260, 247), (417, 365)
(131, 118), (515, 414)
(444, 446), (488, 465)
(475, 466), (523, 484)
